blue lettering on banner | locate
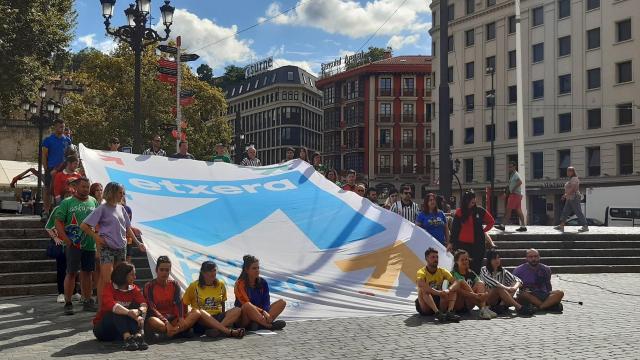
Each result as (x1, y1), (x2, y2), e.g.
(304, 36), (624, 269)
(106, 168), (385, 250)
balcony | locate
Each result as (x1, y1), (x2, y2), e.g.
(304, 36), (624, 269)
(379, 88), (392, 97)
(402, 114), (415, 122)
(378, 114), (392, 122)
(402, 88), (415, 97)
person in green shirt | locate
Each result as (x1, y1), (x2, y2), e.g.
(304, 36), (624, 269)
(212, 143), (231, 163)
(312, 152), (327, 173)
(55, 177), (99, 314)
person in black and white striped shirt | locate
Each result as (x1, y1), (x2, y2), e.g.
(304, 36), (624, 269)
(241, 146), (262, 166)
(390, 185), (420, 223)
(480, 249), (534, 316)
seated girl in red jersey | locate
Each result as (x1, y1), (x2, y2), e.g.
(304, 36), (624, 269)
(234, 255), (287, 331)
(144, 256), (200, 340)
(93, 262), (148, 351)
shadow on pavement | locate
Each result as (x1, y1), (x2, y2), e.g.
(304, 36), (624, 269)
(403, 314), (434, 327)
(52, 339), (124, 357)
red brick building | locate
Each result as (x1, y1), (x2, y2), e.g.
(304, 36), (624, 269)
(316, 55), (433, 199)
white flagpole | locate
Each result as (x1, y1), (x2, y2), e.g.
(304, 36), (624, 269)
(515, 0), (527, 223)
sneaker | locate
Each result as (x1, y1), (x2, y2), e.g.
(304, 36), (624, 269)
(478, 307), (492, 320)
(56, 294), (65, 303)
(82, 298), (98, 312)
(578, 226), (589, 233)
(123, 336), (138, 351)
(134, 334), (148, 350)
(445, 312), (461, 323)
(517, 304), (533, 316)
(547, 302), (564, 313)
(494, 224), (505, 231)
(63, 302), (74, 315)
(553, 225), (564, 232)
(71, 293), (82, 302)
(270, 320), (286, 331)
(435, 311), (447, 323)
(516, 226), (527, 232)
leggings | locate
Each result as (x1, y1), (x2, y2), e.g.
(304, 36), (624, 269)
(93, 312), (141, 341)
(56, 255), (66, 295)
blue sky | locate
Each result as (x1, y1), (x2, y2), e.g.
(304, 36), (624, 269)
(72, 0), (433, 76)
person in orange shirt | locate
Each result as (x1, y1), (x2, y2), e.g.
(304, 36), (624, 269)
(234, 255), (286, 331)
(52, 155), (80, 204)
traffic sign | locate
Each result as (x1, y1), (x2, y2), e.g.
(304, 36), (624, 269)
(157, 45), (178, 54)
(180, 53), (200, 62)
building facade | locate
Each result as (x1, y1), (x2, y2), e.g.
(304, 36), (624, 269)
(316, 55), (433, 199)
(224, 65), (323, 165)
(429, 0), (640, 224)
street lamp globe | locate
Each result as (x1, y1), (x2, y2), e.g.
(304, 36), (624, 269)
(160, 0), (175, 26)
(46, 99), (55, 112)
(125, 4), (136, 26)
(21, 100), (30, 111)
(137, 0), (151, 14)
(53, 103), (61, 114)
(38, 86), (47, 99)
(100, 0), (116, 18)
(29, 103), (38, 114)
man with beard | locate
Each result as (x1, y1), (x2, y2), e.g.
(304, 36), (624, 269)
(415, 248), (461, 322)
(54, 177), (99, 315)
(513, 249), (564, 313)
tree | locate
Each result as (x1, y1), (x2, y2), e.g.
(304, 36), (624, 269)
(217, 65), (246, 89)
(0, 1), (76, 117)
(196, 63), (213, 83)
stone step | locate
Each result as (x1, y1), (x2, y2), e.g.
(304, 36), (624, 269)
(505, 264), (640, 274)
(0, 278), (153, 297)
(493, 233), (640, 242)
(0, 217), (44, 229)
(0, 249), (49, 261)
(0, 229), (48, 239)
(0, 271), (57, 285)
(0, 238), (51, 249)
(495, 248), (640, 258)
(499, 256), (640, 267)
(0, 258), (150, 274)
(493, 240), (640, 249)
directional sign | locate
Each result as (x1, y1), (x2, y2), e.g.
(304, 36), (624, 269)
(180, 53), (200, 62)
(158, 58), (177, 69)
(180, 89), (195, 98)
(180, 96), (194, 106)
(157, 73), (177, 84)
(157, 45), (178, 54)
(157, 67), (177, 76)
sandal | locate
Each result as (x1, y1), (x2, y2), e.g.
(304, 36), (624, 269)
(227, 328), (245, 338)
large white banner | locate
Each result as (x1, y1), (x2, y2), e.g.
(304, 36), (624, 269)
(80, 144), (452, 320)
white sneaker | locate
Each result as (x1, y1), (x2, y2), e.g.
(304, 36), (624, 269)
(71, 293), (82, 302)
(56, 294), (65, 303)
(578, 226), (589, 233)
(479, 307), (492, 320)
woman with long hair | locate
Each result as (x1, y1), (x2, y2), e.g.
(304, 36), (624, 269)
(182, 261), (245, 338)
(324, 169), (342, 187)
(89, 183), (103, 204)
(450, 190), (495, 274)
(555, 166), (589, 232)
(480, 249), (534, 316)
(234, 255), (287, 331)
(297, 147), (309, 162)
(416, 193), (450, 246)
(144, 256), (200, 340)
(383, 189), (399, 210)
(451, 250), (495, 320)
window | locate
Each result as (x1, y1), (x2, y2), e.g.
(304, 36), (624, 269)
(448, 66), (454, 83)
(532, 6), (544, 26)
(487, 0), (496, 7)
(432, 41), (436, 57)
(287, 71), (294, 81)
(448, 3), (454, 22)
(558, 150), (571, 177)
(465, 127), (474, 144)
(619, 144), (634, 175)
(485, 157), (494, 182)
(559, 113), (572, 133)
(403, 78), (415, 96)
(558, 0), (570, 19)
(532, 152), (544, 179)
(466, 0), (474, 14)
(617, 103), (633, 125)
(508, 121), (517, 139)
(486, 22), (496, 41)
(508, 85), (517, 104)
(531, 116), (544, 136)
(587, 108), (601, 129)
(508, 15), (516, 34)
(532, 43), (544, 63)
(380, 103), (391, 117)
(379, 129), (391, 147)
(465, 62), (474, 79)
(449, 98), (454, 117)
(617, 61), (633, 83)
(379, 154), (391, 174)
(558, 36), (571, 56)
(403, 103), (415, 116)
(402, 154), (414, 174)
(402, 129), (414, 147)
(587, 28), (600, 49)
(449, 129), (453, 147)
(586, 0), (600, 11)
(587, 68), (601, 89)
(464, 158), (474, 183)
(587, 147), (601, 176)
(486, 124), (495, 142)
(532, 80), (544, 99)
(508, 50), (516, 69)
(558, 74), (571, 94)
(486, 90), (495, 108)
(465, 94), (475, 111)
(616, 19), (631, 42)
(465, 29), (475, 47)
(486, 56), (496, 73)
(379, 78), (392, 96)
(448, 35), (454, 52)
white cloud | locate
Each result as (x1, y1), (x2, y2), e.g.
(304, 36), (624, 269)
(387, 33), (420, 50)
(261, 0), (432, 38)
(157, 9), (254, 70)
(75, 33), (117, 53)
(272, 58), (318, 76)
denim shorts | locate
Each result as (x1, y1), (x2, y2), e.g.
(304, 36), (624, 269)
(98, 246), (126, 264)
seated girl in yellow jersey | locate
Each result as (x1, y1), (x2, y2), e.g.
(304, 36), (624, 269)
(182, 261), (245, 338)
(234, 255), (287, 331)
(451, 249), (496, 320)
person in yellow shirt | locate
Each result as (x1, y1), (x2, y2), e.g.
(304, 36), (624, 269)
(182, 261), (244, 338)
(415, 247), (461, 322)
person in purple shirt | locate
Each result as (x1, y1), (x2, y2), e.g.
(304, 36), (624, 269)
(512, 249), (564, 313)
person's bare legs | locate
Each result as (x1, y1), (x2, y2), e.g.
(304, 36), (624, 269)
(97, 262), (113, 309)
(538, 290), (564, 309)
(515, 208), (526, 226)
(268, 299), (286, 320)
(502, 208), (513, 227)
(79, 270), (92, 301)
(239, 303), (271, 328)
(486, 288), (522, 310)
(196, 309), (234, 334)
(417, 290), (439, 314)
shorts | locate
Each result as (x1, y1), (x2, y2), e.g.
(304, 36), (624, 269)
(65, 247), (96, 273)
(126, 244), (133, 258)
(192, 313), (226, 334)
(507, 194), (523, 210)
(414, 296), (440, 316)
(99, 246), (126, 264)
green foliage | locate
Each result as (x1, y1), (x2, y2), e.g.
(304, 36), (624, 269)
(196, 63), (213, 83)
(216, 65), (246, 89)
(0, 0), (76, 116)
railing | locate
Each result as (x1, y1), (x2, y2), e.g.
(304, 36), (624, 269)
(379, 88), (392, 96)
(402, 166), (414, 174)
(378, 114), (391, 122)
(401, 141), (414, 148)
(402, 88), (415, 96)
(379, 141), (392, 148)
(402, 114), (415, 122)
(378, 167), (392, 175)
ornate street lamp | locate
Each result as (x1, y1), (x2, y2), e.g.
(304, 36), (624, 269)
(100, 0), (175, 153)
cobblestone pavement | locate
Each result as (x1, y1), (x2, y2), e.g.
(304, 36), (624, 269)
(1, 274), (638, 360)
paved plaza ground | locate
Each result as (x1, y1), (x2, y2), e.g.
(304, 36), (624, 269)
(0, 273), (638, 359)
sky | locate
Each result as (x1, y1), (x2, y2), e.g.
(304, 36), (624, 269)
(71, 0), (433, 76)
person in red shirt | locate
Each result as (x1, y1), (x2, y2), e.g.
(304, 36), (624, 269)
(341, 169), (357, 192)
(144, 256), (200, 340)
(52, 155), (80, 204)
(449, 190), (496, 274)
(93, 262), (149, 351)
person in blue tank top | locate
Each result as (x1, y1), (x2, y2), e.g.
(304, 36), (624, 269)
(416, 193), (450, 247)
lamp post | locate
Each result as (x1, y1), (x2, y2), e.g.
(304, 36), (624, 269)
(100, 0), (175, 153)
(486, 66), (496, 216)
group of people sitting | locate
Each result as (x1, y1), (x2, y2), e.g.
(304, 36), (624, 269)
(415, 247), (564, 322)
(94, 255), (286, 351)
